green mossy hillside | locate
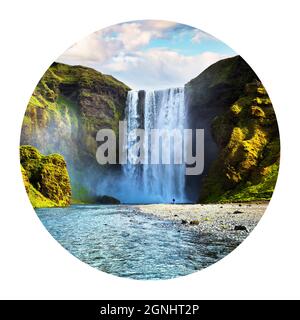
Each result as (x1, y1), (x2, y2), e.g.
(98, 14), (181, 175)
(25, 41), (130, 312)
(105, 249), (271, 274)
(200, 81), (280, 202)
(185, 55), (260, 113)
(20, 62), (130, 201)
(20, 145), (71, 207)
(21, 62), (130, 155)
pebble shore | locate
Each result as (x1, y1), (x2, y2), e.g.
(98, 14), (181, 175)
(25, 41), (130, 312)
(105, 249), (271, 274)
(133, 202), (268, 242)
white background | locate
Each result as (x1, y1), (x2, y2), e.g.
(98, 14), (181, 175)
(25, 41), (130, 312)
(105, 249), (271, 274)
(0, 0), (299, 299)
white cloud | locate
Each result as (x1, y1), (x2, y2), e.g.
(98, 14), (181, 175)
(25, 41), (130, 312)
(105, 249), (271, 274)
(109, 21), (177, 51)
(101, 49), (229, 89)
(58, 20), (177, 64)
(58, 31), (121, 64)
(142, 20), (177, 30)
(110, 22), (160, 51)
(191, 30), (207, 43)
(57, 21), (233, 89)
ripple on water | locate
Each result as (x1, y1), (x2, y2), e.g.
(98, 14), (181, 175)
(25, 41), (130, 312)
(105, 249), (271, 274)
(36, 205), (239, 280)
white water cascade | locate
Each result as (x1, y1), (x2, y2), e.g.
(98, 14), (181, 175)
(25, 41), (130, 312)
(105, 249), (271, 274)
(123, 88), (187, 203)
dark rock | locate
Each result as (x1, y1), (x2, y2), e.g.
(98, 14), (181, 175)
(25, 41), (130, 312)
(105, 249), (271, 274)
(233, 210), (243, 214)
(96, 195), (121, 204)
(174, 214), (178, 217)
(181, 219), (188, 224)
(234, 225), (248, 232)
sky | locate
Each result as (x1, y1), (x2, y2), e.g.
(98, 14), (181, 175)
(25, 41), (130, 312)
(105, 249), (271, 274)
(57, 20), (236, 90)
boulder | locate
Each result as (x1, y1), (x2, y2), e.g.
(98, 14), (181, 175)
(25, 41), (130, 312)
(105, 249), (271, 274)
(234, 225), (248, 232)
(96, 195), (121, 204)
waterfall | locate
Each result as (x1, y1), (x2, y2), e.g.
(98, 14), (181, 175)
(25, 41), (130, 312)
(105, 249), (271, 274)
(123, 88), (186, 203)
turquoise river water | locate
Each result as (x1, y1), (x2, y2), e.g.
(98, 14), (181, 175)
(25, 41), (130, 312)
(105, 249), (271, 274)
(36, 205), (238, 280)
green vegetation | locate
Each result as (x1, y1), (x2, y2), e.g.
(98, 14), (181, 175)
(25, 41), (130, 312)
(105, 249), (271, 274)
(20, 145), (71, 207)
(20, 57), (279, 205)
(21, 165), (57, 207)
(20, 62), (130, 203)
(185, 56), (279, 203)
(200, 81), (280, 203)
(21, 62), (130, 153)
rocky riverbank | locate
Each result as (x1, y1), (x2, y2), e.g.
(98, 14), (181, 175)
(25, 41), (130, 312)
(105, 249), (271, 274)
(133, 202), (267, 242)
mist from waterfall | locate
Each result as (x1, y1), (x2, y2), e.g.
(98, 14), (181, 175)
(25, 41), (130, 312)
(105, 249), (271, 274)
(122, 88), (187, 203)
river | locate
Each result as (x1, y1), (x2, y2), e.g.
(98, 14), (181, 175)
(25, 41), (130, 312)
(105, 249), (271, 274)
(36, 205), (239, 280)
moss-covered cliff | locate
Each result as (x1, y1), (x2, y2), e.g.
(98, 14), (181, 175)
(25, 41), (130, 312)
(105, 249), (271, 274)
(20, 145), (71, 207)
(20, 57), (279, 205)
(201, 82), (279, 202)
(20, 62), (130, 201)
(185, 55), (280, 203)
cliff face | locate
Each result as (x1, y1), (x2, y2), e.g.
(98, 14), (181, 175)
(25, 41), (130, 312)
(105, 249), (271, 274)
(20, 62), (130, 200)
(20, 58), (279, 205)
(20, 145), (71, 207)
(185, 56), (280, 202)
